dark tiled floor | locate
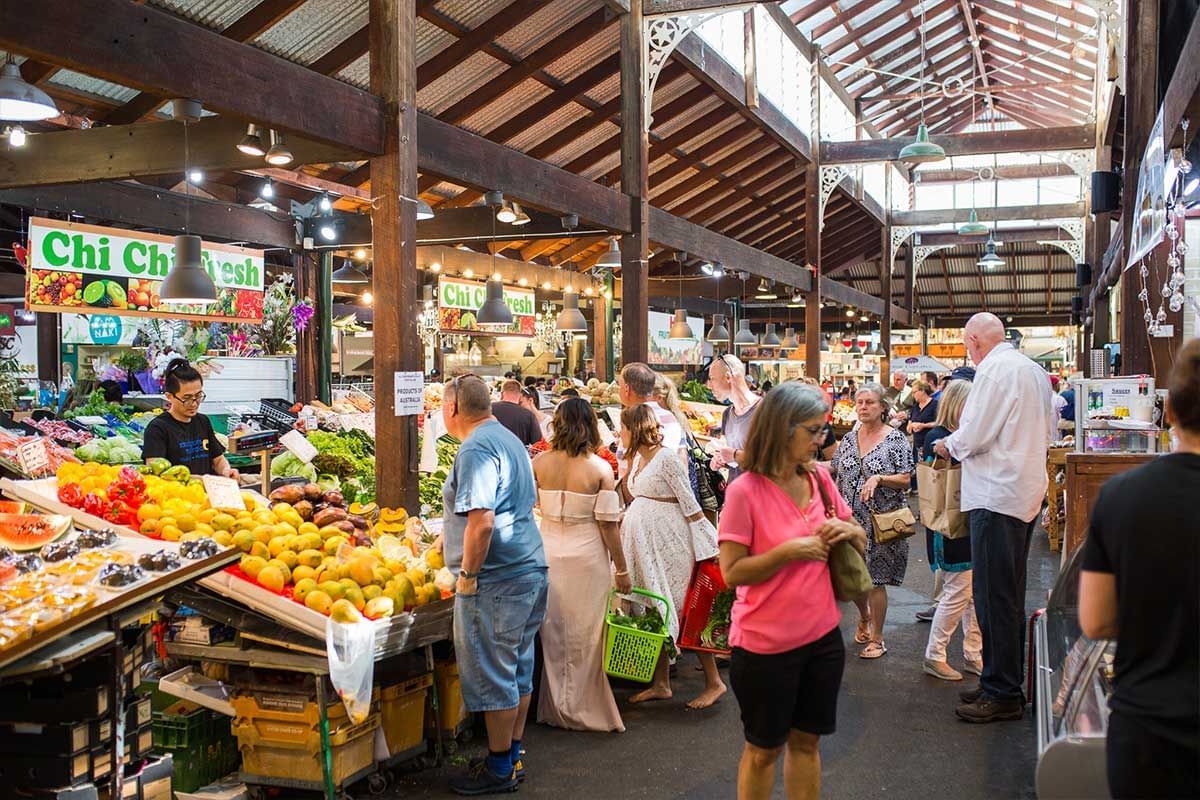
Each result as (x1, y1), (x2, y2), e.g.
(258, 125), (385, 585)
(388, 530), (1060, 799)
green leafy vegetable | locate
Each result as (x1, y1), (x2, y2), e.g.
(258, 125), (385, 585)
(270, 451), (318, 482)
(699, 589), (735, 650)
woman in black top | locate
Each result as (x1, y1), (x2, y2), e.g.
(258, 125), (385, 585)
(906, 380), (938, 491)
(1080, 339), (1200, 800)
(141, 360), (239, 479)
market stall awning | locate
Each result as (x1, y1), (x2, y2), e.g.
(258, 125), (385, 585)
(890, 355), (953, 374)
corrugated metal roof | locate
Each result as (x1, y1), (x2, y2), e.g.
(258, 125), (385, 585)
(543, 25), (618, 85)
(458, 78), (554, 135)
(147, 0), (261, 29)
(48, 69), (142, 105)
(496, 0), (599, 58)
(434, 0), (515, 32)
(253, 0), (369, 66)
(418, 50), (508, 116)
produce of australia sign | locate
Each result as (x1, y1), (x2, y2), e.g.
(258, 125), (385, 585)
(25, 217), (266, 324)
(437, 276), (536, 335)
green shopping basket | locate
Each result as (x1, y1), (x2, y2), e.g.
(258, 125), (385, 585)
(603, 588), (672, 683)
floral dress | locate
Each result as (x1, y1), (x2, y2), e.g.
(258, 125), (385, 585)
(831, 424), (914, 587)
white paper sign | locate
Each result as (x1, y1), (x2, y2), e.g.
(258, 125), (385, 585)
(74, 415), (108, 426)
(16, 438), (49, 477)
(596, 419), (615, 448)
(279, 430), (317, 464)
(394, 372), (424, 417)
(1152, 324), (1175, 338)
(202, 475), (244, 511)
(339, 413), (375, 437)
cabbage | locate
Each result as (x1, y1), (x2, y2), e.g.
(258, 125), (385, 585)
(270, 451), (317, 481)
(317, 474), (341, 493)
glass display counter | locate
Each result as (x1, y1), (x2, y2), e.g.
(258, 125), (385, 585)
(1072, 376), (1165, 454)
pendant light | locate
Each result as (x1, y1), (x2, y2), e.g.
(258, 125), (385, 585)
(265, 130), (293, 166)
(554, 343), (566, 360)
(668, 252), (693, 340)
(734, 319), (757, 346)
(848, 333), (863, 355)
(441, 338), (456, 355)
(706, 314), (730, 342)
(0, 57), (58, 121)
(556, 290), (588, 332)
(762, 323), (782, 346)
(417, 198), (435, 221)
(522, 342), (536, 358)
(237, 124), (266, 156)
(977, 231), (1004, 271)
(781, 327), (799, 349)
(161, 118), (217, 306)
(511, 203), (531, 226)
(331, 259), (369, 284)
(896, 3), (944, 166)
(596, 238), (621, 268)
(755, 278), (777, 300)
(478, 203), (514, 329)
(958, 208), (989, 236)
(496, 202), (517, 224)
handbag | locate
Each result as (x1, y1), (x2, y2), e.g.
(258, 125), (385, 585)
(689, 437), (725, 512)
(869, 496), (918, 544)
(916, 457), (968, 539)
(812, 469), (872, 601)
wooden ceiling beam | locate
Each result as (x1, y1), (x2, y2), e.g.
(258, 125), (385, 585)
(821, 124), (1094, 163)
(549, 235), (609, 266)
(488, 53), (619, 146)
(820, 0), (933, 57)
(640, 121), (761, 189)
(791, 1), (842, 26)
(973, 0), (1098, 59)
(644, 0), (778, 11)
(959, 0), (996, 115)
(843, 15), (965, 96)
(891, 201), (1085, 226)
(974, 14), (1094, 77)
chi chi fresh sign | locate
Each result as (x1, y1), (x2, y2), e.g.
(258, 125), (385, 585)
(437, 277), (536, 335)
(26, 217), (265, 323)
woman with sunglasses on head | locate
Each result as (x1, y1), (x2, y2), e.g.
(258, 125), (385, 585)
(142, 359), (239, 480)
(706, 354), (761, 485)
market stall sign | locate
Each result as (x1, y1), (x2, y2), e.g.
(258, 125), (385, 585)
(25, 217), (266, 324)
(437, 277), (536, 335)
(87, 314), (123, 346)
(892, 343), (965, 359)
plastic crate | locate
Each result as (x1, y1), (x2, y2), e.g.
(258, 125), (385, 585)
(230, 686), (378, 729)
(258, 399), (298, 432)
(677, 559), (733, 655)
(152, 701), (209, 750)
(433, 660), (468, 736)
(235, 712), (379, 787)
(380, 674), (431, 757)
(603, 589), (671, 683)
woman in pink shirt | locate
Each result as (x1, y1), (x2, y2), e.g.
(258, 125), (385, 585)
(718, 382), (867, 800)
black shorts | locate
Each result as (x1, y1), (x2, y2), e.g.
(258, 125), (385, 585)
(729, 626), (845, 749)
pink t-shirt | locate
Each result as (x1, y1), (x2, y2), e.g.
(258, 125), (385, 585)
(717, 467), (853, 655)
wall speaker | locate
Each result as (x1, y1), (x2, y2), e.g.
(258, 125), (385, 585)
(1091, 170), (1121, 213)
(1071, 296), (1084, 314)
(1076, 262), (1092, 287)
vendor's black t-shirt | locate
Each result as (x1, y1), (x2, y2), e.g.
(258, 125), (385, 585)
(491, 401), (543, 446)
(141, 413), (225, 476)
(1081, 452), (1200, 746)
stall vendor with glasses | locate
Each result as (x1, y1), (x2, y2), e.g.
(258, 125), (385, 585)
(142, 359), (239, 480)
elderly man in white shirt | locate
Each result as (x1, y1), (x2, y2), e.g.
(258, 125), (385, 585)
(618, 362), (684, 451)
(934, 312), (1054, 724)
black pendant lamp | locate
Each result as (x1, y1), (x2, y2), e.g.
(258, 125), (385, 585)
(556, 290), (588, 332)
(161, 116), (217, 306)
(477, 277), (514, 328)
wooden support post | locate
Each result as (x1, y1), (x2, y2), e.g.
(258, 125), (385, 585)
(902, 243), (914, 314)
(744, 10), (758, 109)
(804, 161), (821, 380)
(294, 251), (320, 403)
(620, 3), (650, 366)
(593, 291), (609, 383)
(880, 225), (892, 386)
(370, 0), (420, 512)
(36, 313), (59, 384)
(317, 253), (334, 405)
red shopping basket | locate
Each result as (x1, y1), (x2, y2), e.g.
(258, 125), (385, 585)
(678, 559), (733, 655)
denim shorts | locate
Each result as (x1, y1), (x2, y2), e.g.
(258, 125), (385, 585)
(453, 570), (548, 712)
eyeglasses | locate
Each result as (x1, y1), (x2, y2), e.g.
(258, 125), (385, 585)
(171, 392), (205, 406)
(793, 422), (825, 438)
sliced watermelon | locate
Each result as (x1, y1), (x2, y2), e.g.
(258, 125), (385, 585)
(0, 514), (72, 552)
(0, 501), (27, 514)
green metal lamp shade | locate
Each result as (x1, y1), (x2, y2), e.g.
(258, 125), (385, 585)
(958, 209), (990, 236)
(331, 260), (369, 284)
(556, 291), (588, 332)
(897, 123), (945, 165)
(705, 314), (730, 342)
(668, 309), (695, 340)
(159, 235), (217, 305)
(734, 319), (757, 346)
(522, 343), (536, 358)
(477, 278), (514, 327)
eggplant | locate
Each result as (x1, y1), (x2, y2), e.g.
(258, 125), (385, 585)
(334, 520), (356, 534)
(303, 483), (323, 501)
(293, 500), (314, 521)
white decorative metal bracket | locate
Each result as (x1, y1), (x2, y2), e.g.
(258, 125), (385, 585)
(819, 165), (851, 232)
(643, 4), (757, 131)
(912, 244), (954, 279)
(1039, 218), (1086, 263)
(1042, 150), (1095, 180)
(890, 226), (916, 268)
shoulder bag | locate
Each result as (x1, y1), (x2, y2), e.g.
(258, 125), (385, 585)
(869, 492), (917, 543)
(811, 468), (872, 602)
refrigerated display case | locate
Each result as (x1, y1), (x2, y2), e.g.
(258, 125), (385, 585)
(1034, 544), (1114, 799)
(1071, 376), (1165, 454)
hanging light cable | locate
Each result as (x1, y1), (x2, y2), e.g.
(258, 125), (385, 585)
(478, 205), (514, 329)
(706, 263), (729, 342)
(897, 2), (945, 166)
(161, 116), (217, 306)
(669, 253), (694, 340)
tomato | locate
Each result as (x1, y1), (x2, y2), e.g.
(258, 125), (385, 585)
(57, 482), (83, 507)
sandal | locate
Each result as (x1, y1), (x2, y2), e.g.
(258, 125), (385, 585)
(854, 617), (871, 644)
(859, 640), (887, 659)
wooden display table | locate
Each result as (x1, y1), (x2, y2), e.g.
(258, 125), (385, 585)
(1044, 448), (1071, 552)
(1062, 452), (1156, 564)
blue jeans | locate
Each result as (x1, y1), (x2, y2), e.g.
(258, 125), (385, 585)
(453, 570), (548, 713)
(969, 509), (1035, 704)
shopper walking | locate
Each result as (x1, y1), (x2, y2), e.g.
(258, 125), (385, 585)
(441, 375), (548, 795)
(831, 383), (914, 658)
(1079, 338), (1200, 799)
(533, 398), (629, 733)
(920, 379), (982, 682)
(718, 382), (866, 800)
(519, 386), (553, 444)
(706, 354), (761, 484)
(619, 403), (725, 709)
(933, 312), (1054, 723)
(492, 379), (544, 446)
(619, 362), (683, 451)
(906, 379), (939, 492)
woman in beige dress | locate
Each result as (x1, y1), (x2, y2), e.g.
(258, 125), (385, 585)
(533, 398), (631, 732)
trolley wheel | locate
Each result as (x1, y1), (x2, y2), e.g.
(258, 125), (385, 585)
(458, 727), (474, 744)
(368, 772), (388, 795)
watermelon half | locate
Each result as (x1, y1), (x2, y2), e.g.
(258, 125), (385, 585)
(0, 514), (72, 551)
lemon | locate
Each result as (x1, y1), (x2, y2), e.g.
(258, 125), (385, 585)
(257, 565), (286, 593)
(330, 599), (361, 623)
(293, 578), (317, 602)
(266, 559), (292, 585)
(232, 531), (257, 553)
(292, 565), (316, 583)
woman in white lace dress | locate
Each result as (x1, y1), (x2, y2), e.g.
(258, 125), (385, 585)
(620, 403), (725, 709)
(534, 399), (631, 732)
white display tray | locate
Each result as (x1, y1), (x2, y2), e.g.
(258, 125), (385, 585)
(158, 665), (235, 716)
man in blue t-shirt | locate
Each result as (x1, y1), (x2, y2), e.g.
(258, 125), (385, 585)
(441, 374), (546, 796)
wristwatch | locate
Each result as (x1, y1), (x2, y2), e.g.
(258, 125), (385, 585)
(459, 569), (478, 580)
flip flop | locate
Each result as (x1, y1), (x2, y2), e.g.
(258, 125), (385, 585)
(859, 640), (887, 659)
(855, 617), (871, 644)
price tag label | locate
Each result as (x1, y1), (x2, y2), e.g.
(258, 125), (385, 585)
(16, 438), (50, 477)
(201, 475), (244, 511)
(279, 430), (318, 464)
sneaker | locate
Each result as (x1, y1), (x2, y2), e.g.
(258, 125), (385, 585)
(959, 686), (983, 704)
(956, 698), (1024, 724)
(469, 757), (526, 783)
(923, 659), (963, 681)
(962, 658), (983, 677)
(450, 761), (519, 796)
(914, 605), (937, 623)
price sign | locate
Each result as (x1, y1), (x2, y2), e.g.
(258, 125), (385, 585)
(339, 413), (375, 437)
(394, 371), (424, 417)
(16, 438), (50, 477)
(201, 475), (244, 511)
(279, 430), (318, 464)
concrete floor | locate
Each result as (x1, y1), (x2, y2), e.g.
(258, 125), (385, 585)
(390, 530), (1061, 800)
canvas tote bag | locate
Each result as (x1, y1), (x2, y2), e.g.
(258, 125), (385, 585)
(916, 457), (968, 539)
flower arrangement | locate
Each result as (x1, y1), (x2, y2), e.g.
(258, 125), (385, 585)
(252, 274), (313, 356)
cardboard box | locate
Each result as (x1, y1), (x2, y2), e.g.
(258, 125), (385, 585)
(0, 720), (90, 754)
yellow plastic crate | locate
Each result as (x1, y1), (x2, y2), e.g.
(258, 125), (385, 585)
(233, 713), (379, 786)
(380, 674), (432, 757)
(230, 686), (380, 729)
(433, 660), (468, 734)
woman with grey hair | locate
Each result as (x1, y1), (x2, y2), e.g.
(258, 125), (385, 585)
(718, 382), (866, 799)
(830, 382), (914, 659)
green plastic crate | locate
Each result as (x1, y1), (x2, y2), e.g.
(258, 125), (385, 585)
(155, 712), (239, 793)
(152, 702), (210, 750)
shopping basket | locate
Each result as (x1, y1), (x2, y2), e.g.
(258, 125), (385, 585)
(677, 559), (733, 656)
(603, 588), (672, 683)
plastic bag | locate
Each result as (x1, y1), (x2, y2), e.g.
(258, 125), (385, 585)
(325, 616), (376, 725)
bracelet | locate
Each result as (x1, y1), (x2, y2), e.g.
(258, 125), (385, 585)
(614, 570), (629, 577)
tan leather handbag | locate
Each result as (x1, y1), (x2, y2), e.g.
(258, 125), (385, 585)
(870, 501), (917, 543)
